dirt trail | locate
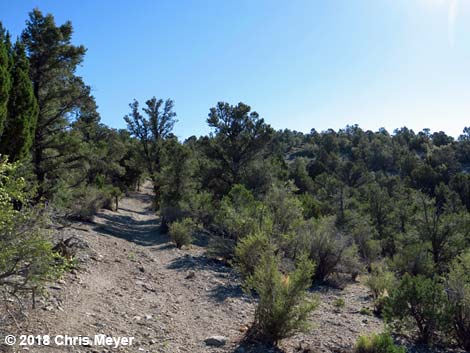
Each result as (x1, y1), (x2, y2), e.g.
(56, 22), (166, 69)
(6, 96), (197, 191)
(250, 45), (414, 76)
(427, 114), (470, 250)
(9, 183), (383, 353)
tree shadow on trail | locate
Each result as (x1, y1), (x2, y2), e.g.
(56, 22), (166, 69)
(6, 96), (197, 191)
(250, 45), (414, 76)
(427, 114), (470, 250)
(209, 282), (246, 303)
(92, 212), (168, 247)
(166, 254), (231, 273)
(231, 329), (286, 353)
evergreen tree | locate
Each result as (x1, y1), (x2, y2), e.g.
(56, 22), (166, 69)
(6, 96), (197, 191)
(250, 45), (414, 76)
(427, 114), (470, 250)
(204, 102), (274, 196)
(21, 9), (92, 198)
(124, 97), (177, 206)
(0, 40), (38, 161)
(0, 24), (10, 138)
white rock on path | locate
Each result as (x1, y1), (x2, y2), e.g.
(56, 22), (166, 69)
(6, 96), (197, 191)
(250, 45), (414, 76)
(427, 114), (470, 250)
(204, 335), (228, 347)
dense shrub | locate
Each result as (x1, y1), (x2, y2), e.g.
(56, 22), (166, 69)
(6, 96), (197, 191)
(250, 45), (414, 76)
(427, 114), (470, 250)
(366, 266), (396, 314)
(246, 253), (318, 345)
(215, 184), (271, 240)
(234, 231), (272, 279)
(445, 251), (470, 350)
(354, 331), (405, 353)
(264, 184), (304, 237)
(366, 266), (396, 300)
(169, 218), (196, 249)
(385, 273), (446, 344)
(293, 217), (356, 282)
(180, 191), (215, 227)
(390, 242), (434, 277)
(337, 243), (364, 281)
(52, 183), (116, 222)
(349, 218), (381, 268)
(0, 159), (62, 303)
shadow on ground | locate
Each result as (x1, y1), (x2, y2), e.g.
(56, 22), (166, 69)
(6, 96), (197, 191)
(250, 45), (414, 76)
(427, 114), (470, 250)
(231, 329), (287, 353)
(166, 254), (231, 273)
(92, 212), (167, 247)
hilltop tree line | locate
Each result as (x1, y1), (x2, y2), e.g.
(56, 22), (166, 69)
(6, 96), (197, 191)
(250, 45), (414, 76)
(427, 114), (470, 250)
(1, 8), (470, 351)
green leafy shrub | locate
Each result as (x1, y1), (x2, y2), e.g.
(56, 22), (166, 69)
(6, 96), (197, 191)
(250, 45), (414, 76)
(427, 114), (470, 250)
(354, 331), (405, 353)
(169, 218), (196, 249)
(445, 251), (470, 350)
(215, 184), (271, 241)
(384, 273), (446, 344)
(234, 231), (272, 279)
(0, 159), (62, 303)
(246, 253), (319, 345)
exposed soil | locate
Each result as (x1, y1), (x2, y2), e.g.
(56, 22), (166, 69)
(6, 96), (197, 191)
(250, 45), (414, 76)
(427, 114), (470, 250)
(2, 183), (388, 353)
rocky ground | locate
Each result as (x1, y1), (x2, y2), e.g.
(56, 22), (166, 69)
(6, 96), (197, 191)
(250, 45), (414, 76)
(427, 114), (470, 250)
(1, 183), (393, 353)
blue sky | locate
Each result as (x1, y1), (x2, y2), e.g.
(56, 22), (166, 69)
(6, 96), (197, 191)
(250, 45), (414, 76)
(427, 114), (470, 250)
(1, 0), (469, 138)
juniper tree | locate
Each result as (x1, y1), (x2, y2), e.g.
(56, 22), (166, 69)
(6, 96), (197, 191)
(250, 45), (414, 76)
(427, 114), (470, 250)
(0, 25), (10, 138)
(0, 40), (38, 161)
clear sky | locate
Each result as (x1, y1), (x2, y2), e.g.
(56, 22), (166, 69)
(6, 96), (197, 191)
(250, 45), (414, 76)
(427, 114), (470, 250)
(1, 0), (469, 139)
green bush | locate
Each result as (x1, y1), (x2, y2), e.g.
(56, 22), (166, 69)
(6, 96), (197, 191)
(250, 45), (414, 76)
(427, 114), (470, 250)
(52, 184), (115, 222)
(246, 253), (319, 345)
(366, 266), (396, 314)
(384, 273), (446, 344)
(445, 251), (470, 350)
(169, 218), (196, 249)
(354, 331), (405, 353)
(293, 217), (353, 282)
(234, 231), (272, 279)
(366, 266), (396, 299)
(349, 218), (381, 268)
(179, 191), (215, 227)
(207, 236), (236, 262)
(263, 184), (304, 237)
(390, 242), (434, 277)
(360, 307), (373, 316)
(338, 243), (364, 281)
(215, 184), (271, 241)
(333, 297), (345, 309)
(298, 192), (321, 219)
(0, 159), (62, 304)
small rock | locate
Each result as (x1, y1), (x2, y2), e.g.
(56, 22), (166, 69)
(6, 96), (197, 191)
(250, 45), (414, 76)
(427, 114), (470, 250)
(185, 271), (196, 279)
(204, 335), (227, 347)
(239, 324), (249, 333)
